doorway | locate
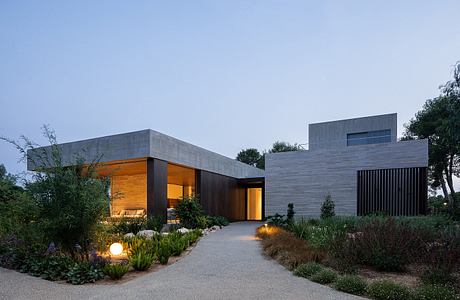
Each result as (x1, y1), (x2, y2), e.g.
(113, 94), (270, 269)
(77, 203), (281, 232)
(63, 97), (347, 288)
(247, 187), (262, 220)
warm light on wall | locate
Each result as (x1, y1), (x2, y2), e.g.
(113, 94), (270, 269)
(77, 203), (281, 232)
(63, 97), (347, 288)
(110, 243), (123, 256)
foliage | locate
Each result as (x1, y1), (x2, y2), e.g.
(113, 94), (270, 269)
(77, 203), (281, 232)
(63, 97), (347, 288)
(260, 228), (325, 269)
(166, 232), (188, 256)
(126, 236), (154, 257)
(207, 216), (229, 227)
(103, 263), (129, 280)
(110, 218), (146, 235)
(129, 248), (155, 271)
(366, 280), (412, 300)
(196, 215), (209, 229)
(175, 196), (204, 229)
(333, 275), (368, 296)
(145, 215), (165, 232)
(403, 61), (460, 206)
(270, 141), (301, 153)
(293, 262), (323, 278)
(310, 268), (338, 284)
(286, 203), (295, 224)
(320, 194), (335, 219)
(66, 261), (105, 285)
(236, 148), (262, 168)
(266, 213), (287, 226)
(413, 284), (459, 300)
(156, 238), (171, 265)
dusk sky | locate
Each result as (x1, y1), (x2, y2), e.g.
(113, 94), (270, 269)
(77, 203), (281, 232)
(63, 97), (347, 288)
(1, 1), (459, 188)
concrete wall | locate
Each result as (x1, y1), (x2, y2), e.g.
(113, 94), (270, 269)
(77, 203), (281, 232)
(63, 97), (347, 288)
(265, 139), (428, 218)
(308, 113), (397, 150)
(27, 129), (264, 179)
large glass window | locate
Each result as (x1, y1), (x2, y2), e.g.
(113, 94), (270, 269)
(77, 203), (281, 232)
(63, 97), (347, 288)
(167, 163), (196, 223)
(347, 129), (391, 146)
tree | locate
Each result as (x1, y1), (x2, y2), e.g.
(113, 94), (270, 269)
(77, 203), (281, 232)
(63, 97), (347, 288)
(404, 61), (460, 206)
(320, 194), (335, 219)
(270, 141), (301, 153)
(236, 148), (262, 167)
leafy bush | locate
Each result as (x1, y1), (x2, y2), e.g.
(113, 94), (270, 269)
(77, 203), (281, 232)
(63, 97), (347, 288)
(261, 229), (325, 269)
(367, 280), (412, 300)
(196, 215), (208, 229)
(333, 275), (368, 295)
(413, 284), (458, 300)
(66, 261), (105, 285)
(111, 218), (146, 235)
(166, 232), (187, 256)
(103, 263), (129, 280)
(156, 238), (171, 265)
(293, 262), (323, 278)
(207, 216), (229, 227)
(266, 213), (286, 226)
(129, 249), (155, 271)
(175, 196), (204, 229)
(346, 218), (427, 271)
(310, 268), (337, 284)
(320, 194), (335, 219)
(145, 215), (165, 232)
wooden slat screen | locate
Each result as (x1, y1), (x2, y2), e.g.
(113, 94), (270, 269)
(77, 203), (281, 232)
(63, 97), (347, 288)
(357, 167), (427, 216)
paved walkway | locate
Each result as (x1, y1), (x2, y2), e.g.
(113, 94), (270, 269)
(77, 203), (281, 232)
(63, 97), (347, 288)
(0, 222), (361, 300)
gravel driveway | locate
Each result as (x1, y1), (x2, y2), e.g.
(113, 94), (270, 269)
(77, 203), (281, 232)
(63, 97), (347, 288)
(0, 222), (361, 300)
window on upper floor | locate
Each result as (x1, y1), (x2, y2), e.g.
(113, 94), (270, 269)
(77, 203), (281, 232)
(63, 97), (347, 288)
(347, 129), (391, 146)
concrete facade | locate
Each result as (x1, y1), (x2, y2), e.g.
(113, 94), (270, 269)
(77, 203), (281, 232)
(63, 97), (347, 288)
(27, 129), (264, 179)
(308, 113), (397, 150)
(265, 139), (428, 217)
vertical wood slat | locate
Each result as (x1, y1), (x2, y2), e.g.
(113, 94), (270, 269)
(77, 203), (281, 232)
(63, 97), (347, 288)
(357, 167), (427, 216)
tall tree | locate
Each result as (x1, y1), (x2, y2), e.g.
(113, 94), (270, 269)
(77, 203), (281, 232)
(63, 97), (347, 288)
(236, 148), (262, 167)
(404, 61), (460, 206)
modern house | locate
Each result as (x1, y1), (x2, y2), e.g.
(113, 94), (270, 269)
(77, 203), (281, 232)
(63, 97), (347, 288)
(266, 113), (428, 217)
(27, 113), (428, 220)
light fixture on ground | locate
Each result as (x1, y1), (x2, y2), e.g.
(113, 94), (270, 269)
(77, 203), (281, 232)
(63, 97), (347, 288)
(110, 242), (123, 256)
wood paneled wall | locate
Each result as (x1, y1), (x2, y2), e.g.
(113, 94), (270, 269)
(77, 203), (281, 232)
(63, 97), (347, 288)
(357, 167), (427, 216)
(111, 174), (147, 213)
(198, 170), (246, 221)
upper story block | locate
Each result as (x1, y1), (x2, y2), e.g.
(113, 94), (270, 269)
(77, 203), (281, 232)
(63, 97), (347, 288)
(308, 113), (397, 150)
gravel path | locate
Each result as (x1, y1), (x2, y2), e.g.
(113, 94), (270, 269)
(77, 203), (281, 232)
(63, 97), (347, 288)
(0, 222), (361, 300)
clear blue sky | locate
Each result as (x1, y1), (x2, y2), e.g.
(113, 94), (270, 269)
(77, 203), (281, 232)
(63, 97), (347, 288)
(1, 1), (459, 189)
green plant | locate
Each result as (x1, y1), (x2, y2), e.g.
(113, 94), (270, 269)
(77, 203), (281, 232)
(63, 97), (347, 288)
(66, 261), (105, 285)
(320, 194), (335, 219)
(333, 275), (367, 296)
(111, 218), (146, 235)
(156, 238), (171, 265)
(127, 236), (154, 257)
(103, 263), (129, 280)
(310, 268), (337, 284)
(196, 215), (208, 229)
(166, 232), (187, 256)
(413, 284), (458, 300)
(129, 249), (155, 271)
(145, 215), (165, 232)
(367, 280), (412, 300)
(293, 262), (323, 278)
(266, 213), (286, 226)
(207, 216), (229, 227)
(175, 196), (204, 229)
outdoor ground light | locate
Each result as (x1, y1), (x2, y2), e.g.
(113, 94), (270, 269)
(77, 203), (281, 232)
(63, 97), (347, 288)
(109, 242), (123, 256)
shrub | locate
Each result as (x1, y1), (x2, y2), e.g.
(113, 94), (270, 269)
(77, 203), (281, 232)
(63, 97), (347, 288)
(66, 261), (105, 285)
(145, 215), (165, 232)
(310, 268), (337, 284)
(175, 196), (204, 229)
(166, 232), (187, 256)
(348, 218), (427, 271)
(333, 275), (367, 295)
(111, 218), (146, 235)
(367, 280), (412, 300)
(156, 238), (171, 265)
(293, 262), (323, 278)
(413, 284), (458, 300)
(103, 263), (129, 280)
(207, 216), (229, 227)
(196, 215), (208, 229)
(129, 249), (155, 271)
(255, 224), (282, 240)
(320, 194), (335, 219)
(127, 236), (154, 257)
(266, 213), (287, 226)
(261, 229), (325, 269)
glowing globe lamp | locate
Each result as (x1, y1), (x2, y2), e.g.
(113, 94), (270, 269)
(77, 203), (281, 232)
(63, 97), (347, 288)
(109, 242), (123, 256)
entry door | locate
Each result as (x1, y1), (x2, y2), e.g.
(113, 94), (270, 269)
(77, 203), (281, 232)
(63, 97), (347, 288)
(247, 188), (262, 220)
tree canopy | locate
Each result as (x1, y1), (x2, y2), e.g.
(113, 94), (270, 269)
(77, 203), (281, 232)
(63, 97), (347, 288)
(236, 141), (301, 170)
